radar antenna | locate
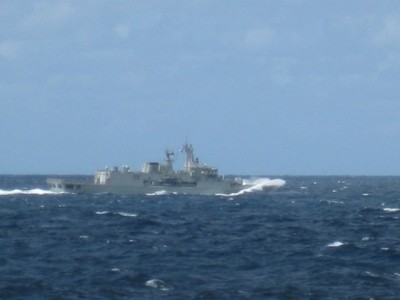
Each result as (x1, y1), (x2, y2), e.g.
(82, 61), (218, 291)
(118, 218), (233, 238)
(165, 149), (175, 162)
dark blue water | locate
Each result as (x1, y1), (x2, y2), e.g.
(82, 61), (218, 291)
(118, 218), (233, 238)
(1, 176), (400, 299)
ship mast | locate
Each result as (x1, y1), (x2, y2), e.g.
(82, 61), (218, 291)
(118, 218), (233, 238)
(183, 143), (198, 172)
(164, 150), (174, 173)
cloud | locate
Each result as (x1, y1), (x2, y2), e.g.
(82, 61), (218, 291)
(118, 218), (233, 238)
(115, 24), (131, 39)
(377, 53), (400, 72)
(373, 15), (400, 47)
(0, 41), (24, 61)
(22, 1), (74, 28)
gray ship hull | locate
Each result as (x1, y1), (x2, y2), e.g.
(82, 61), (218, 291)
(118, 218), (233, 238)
(46, 178), (248, 195)
(46, 143), (283, 195)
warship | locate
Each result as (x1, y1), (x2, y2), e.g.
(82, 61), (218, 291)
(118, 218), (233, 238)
(47, 143), (281, 195)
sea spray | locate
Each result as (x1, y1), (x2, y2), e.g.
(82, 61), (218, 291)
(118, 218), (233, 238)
(0, 188), (58, 196)
(217, 178), (286, 196)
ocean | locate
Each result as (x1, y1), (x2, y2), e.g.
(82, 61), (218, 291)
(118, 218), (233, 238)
(0, 175), (399, 299)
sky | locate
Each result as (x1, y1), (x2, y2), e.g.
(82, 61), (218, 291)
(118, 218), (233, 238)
(1, 1), (400, 175)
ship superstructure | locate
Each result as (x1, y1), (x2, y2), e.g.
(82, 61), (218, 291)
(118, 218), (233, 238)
(47, 143), (249, 195)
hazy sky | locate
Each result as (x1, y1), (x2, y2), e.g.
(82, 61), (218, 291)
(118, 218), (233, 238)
(1, 1), (400, 175)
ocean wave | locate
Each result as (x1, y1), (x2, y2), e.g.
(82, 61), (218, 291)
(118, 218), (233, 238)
(117, 212), (138, 217)
(145, 279), (172, 291)
(146, 190), (170, 196)
(0, 188), (58, 196)
(383, 208), (400, 213)
(95, 211), (137, 217)
(1, 175), (400, 299)
(217, 178), (286, 197)
(326, 241), (345, 248)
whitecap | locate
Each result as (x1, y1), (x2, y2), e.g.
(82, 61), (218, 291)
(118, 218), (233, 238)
(383, 208), (400, 213)
(320, 200), (344, 205)
(146, 190), (169, 196)
(29, 188), (57, 195)
(117, 212), (138, 217)
(96, 211), (109, 215)
(365, 271), (379, 278)
(145, 279), (171, 291)
(0, 188), (58, 196)
(326, 241), (345, 248)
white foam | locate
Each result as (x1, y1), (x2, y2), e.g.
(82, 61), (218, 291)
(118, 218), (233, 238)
(326, 241), (345, 248)
(146, 190), (169, 196)
(96, 211), (137, 217)
(117, 212), (138, 217)
(145, 279), (171, 291)
(0, 188), (58, 196)
(365, 271), (379, 278)
(383, 208), (400, 213)
(217, 178), (286, 197)
(321, 200), (344, 204)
